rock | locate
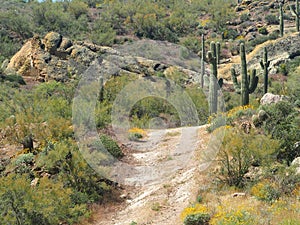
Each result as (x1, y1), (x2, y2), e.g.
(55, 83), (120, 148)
(260, 93), (289, 105)
(252, 109), (268, 127)
(4, 32), (200, 83)
(42, 32), (62, 54)
(59, 37), (72, 50)
(30, 178), (39, 187)
(247, 34), (300, 70)
(291, 157), (300, 174)
(232, 192), (246, 197)
(245, 166), (263, 180)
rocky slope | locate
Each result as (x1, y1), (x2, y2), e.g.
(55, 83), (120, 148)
(4, 32), (201, 84)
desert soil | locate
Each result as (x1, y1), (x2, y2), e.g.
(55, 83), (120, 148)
(93, 125), (211, 225)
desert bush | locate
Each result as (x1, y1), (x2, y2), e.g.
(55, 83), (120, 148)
(0, 74), (26, 85)
(128, 127), (146, 141)
(181, 204), (210, 225)
(265, 14), (279, 25)
(207, 114), (227, 133)
(0, 174), (87, 225)
(216, 127), (279, 187)
(99, 134), (123, 159)
(210, 208), (256, 225)
(258, 27), (268, 35)
(259, 101), (300, 163)
(251, 180), (280, 203)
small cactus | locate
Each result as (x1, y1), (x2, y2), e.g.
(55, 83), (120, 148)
(207, 42), (223, 114)
(231, 43), (258, 106)
(260, 47), (270, 94)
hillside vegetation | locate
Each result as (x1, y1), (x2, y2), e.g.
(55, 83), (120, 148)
(0, 0), (300, 225)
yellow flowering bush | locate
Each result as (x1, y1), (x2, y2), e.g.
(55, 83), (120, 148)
(227, 105), (255, 120)
(128, 127), (147, 141)
(210, 205), (256, 225)
(251, 180), (280, 203)
(181, 204), (210, 224)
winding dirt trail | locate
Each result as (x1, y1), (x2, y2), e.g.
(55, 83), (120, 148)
(94, 125), (210, 225)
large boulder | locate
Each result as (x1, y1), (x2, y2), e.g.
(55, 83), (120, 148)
(260, 93), (289, 105)
(291, 157), (300, 175)
(42, 32), (62, 55)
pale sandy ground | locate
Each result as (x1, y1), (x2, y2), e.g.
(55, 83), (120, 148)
(94, 125), (211, 225)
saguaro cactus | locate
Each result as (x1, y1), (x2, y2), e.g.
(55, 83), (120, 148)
(200, 34), (205, 88)
(260, 47), (270, 94)
(231, 43), (258, 106)
(279, 2), (284, 37)
(207, 42), (223, 114)
(290, 0), (300, 32)
(216, 42), (221, 64)
(99, 77), (104, 102)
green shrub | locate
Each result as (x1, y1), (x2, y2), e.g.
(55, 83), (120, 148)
(251, 180), (280, 203)
(258, 27), (268, 35)
(260, 101), (300, 163)
(216, 127), (279, 187)
(240, 13), (250, 22)
(207, 114), (226, 133)
(0, 175), (88, 225)
(100, 134), (123, 158)
(265, 14), (279, 25)
(184, 213), (210, 225)
(210, 209), (255, 225)
(0, 74), (26, 85)
(128, 132), (143, 141)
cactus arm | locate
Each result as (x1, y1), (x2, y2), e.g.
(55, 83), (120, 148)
(216, 42), (221, 64)
(248, 69), (258, 94)
(231, 68), (241, 94)
(218, 78), (223, 89)
(99, 77), (104, 102)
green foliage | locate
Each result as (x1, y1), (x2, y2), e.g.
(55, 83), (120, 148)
(99, 134), (123, 159)
(286, 67), (300, 104)
(265, 14), (279, 25)
(128, 132), (143, 141)
(216, 127), (279, 187)
(0, 74), (26, 85)
(251, 180), (280, 203)
(184, 213), (210, 225)
(259, 101), (300, 163)
(258, 27), (268, 35)
(0, 175), (87, 225)
(90, 19), (116, 46)
(211, 209), (255, 225)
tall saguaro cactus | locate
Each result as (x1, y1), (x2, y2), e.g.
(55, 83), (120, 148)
(260, 47), (270, 94)
(290, 0), (300, 32)
(208, 42), (223, 114)
(231, 43), (258, 106)
(279, 2), (284, 37)
(200, 34), (205, 88)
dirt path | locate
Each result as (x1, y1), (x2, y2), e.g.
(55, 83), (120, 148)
(94, 125), (210, 225)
